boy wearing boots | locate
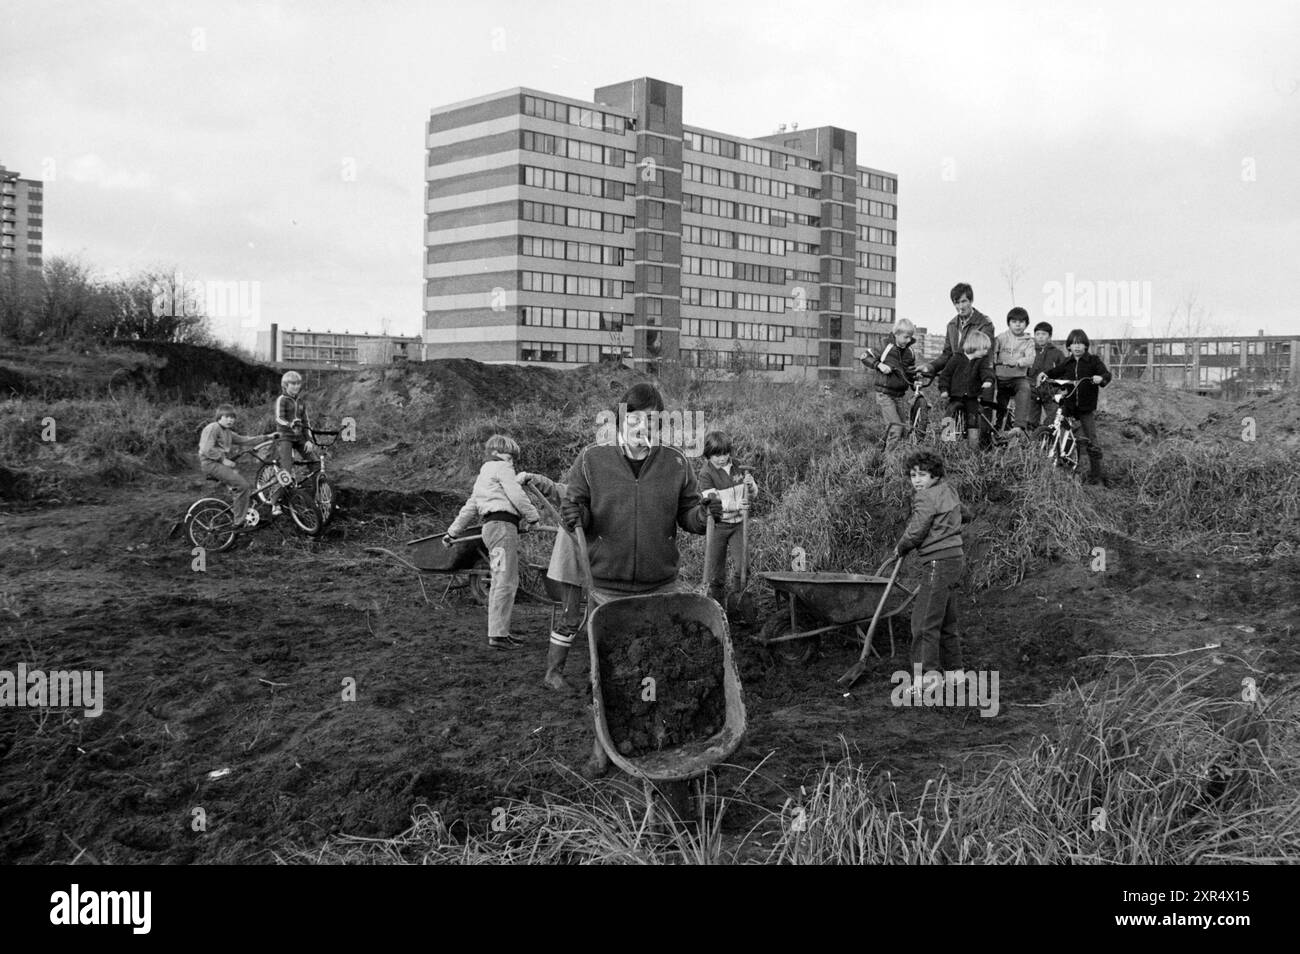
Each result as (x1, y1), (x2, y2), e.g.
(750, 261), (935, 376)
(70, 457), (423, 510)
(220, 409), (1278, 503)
(1037, 329), (1113, 485)
(514, 470), (584, 691)
(560, 383), (722, 776)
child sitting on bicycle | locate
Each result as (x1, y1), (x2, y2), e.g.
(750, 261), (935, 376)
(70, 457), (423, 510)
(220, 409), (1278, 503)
(937, 329), (995, 448)
(697, 430), (759, 608)
(1027, 321), (1067, 430)
(863, 319), (921, 448)
(894, 449), (967, 697)
(993, 308), (1035, 434)
(513, 469), (583, 691)
(197, 404), (272, 529)
(444, 434), (541, 651)
(1037, 329), (1113, 485)
(268, 370), (317, 516)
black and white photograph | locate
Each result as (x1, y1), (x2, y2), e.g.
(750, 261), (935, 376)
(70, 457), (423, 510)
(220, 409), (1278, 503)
(1, 0), (1296, 904)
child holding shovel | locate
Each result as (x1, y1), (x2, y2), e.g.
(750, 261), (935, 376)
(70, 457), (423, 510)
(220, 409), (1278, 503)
(894, 450), (967, 698)
(514, 470), (584, 692)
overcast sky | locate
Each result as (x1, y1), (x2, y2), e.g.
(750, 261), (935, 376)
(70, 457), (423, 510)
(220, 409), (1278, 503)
(3, 0), (1298, 348)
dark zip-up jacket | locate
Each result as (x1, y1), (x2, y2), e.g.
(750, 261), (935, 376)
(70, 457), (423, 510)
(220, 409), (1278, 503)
(1043, 353), (1112, 415)
(873, 339), (917, 396)
(897, 480), (964, 561)
(565, 443), (707, 592)
(938, 351), (996, 400)
(1029, 342), (1067, 383)
(927, 309), (996, 379)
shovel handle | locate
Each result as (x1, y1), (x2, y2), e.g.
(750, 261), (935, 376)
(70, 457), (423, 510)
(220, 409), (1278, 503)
(703, 512), (715, 592)
(859, 558), (903, 658)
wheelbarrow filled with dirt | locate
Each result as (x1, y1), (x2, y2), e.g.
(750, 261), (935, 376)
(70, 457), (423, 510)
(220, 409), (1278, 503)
(575, 527), (746, 783)
(758, 559), (918, 671)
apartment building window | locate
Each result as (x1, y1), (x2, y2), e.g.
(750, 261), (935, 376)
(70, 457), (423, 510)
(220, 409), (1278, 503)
(648, 200), (665, 230)
(830, 205), (844, 229)
(829, 232), (844, 255)
(829, 260), (843, 283)
(645, 265), (663, 293)
(646, 232), (664, 261)
(831, 148), (844, 173)
(645, 298), (664, 325)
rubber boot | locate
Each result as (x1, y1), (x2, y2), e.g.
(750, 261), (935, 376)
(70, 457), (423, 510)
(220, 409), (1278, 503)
(543, 639), (576, 693)
(1088, 452), (1107, 487)
(581, 735), (610, 779)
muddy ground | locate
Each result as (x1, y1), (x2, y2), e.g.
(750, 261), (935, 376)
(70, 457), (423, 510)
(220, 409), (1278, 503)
(2, 470), (1297, 864)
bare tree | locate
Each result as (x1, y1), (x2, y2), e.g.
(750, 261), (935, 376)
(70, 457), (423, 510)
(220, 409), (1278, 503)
(999, 256), (1026, 306)
(1161, 289), (1223, 339)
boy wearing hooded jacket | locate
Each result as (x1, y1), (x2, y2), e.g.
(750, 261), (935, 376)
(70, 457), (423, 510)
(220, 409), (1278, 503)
(1037, 328), (1113, 485)
(894, 450), (967, 694)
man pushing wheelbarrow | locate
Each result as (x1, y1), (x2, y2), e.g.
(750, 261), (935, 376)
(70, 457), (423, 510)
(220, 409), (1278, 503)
(561, 383), (740, 781)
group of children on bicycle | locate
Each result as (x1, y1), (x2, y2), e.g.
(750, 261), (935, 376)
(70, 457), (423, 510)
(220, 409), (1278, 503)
(864, 282), (1113, 485)
(195, 370), (320, 529)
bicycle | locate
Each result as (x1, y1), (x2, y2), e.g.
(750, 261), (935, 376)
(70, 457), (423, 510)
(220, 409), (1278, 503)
(943, 398), (1019, 448)
(1034, 378), (1087, 475)
(184, 448), (323, 552)
(876, 375), (936, 450)
(249, 427), (338, 525)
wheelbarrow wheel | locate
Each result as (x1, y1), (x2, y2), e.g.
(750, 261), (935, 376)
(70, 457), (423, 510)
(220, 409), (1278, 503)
(468, 571), (490, 605)
(760, 614), (818, 666)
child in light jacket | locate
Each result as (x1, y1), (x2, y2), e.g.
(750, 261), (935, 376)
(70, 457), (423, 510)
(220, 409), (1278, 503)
(993, 307), (1036, 432)
(444, 434), (541, 650)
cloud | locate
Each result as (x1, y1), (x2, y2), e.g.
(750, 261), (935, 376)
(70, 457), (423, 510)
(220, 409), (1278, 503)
(64, 154), (154, 190)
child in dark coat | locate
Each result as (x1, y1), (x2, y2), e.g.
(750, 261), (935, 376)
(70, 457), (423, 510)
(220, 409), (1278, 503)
(1037, 328), (1113, 485)
(938, 329), (995, 448)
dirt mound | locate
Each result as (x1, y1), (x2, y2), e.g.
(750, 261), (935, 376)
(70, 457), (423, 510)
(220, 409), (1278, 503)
(315, 359), (645, 430)
(1097, 382), (1222, 443)
(1200, 389), (1300, 447)
(0, 341), (281, 404)
(597, 615), (726, 757)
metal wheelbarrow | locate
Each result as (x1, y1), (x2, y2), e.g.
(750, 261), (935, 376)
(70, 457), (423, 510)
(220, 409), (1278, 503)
(757, 558), (919, 670)
(572, 524), (746, 800)
(365, 525), (561, 605)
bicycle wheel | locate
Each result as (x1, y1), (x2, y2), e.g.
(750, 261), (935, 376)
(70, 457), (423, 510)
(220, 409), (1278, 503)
(186, 498), (238, 552)
(909, 400), (930, 444)
(1058, 430), (1081, 475)
(315, 476), (334, 524)
(255, 463), (278, 504)
(286, 489), (323, 536)
(941, 407), (964, 443)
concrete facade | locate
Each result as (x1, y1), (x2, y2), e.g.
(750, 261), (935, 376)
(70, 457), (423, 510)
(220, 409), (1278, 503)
(424, 79), (898, 379)
(0, 163), (43, 268)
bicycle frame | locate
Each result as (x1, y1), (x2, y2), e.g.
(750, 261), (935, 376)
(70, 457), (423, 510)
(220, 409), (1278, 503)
(1038, 379), (1086, 471)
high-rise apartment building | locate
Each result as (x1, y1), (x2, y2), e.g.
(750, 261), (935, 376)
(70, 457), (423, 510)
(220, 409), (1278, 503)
(424, 78), (897, 380)
(0, 162), (44, 268)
